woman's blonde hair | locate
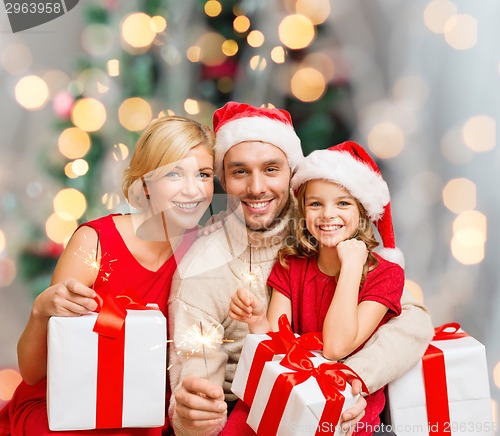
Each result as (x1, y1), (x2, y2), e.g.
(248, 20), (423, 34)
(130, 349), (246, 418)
(122, 115), (215, 210)
(278, 181), (379, 284)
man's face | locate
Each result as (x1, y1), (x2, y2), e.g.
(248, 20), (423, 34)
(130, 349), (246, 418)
(221, 141), (291, 231)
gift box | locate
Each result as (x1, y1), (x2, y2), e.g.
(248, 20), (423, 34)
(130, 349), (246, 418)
(47, 296), (167, 430)
(232, 315), (322, 407)
(247, 344), (364, 436)
(387, 323), (494, 435)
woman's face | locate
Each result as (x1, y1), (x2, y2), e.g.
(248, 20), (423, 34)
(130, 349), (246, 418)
(146, 145), (214, 232)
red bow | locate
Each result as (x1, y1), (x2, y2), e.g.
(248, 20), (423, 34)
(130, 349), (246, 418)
(92, 293), (154, 428)
(258, 343), (367, 436)
(243, 314), (322, 406)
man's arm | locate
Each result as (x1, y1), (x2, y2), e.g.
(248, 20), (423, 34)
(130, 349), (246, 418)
(168, 282), (230, 436)
(343, 288), (434, 393)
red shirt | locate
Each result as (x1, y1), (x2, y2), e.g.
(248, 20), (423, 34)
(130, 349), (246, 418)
(267, 253), (404, 436)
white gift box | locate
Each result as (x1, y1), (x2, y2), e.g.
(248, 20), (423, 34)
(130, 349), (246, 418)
(388, 326), (493, 435)
(47, 307), (166, 430)
(247, 355), (359, 436)
(232, 333), (286, 406)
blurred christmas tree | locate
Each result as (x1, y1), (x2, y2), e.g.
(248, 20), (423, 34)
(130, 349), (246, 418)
(18, 0), (354, 298)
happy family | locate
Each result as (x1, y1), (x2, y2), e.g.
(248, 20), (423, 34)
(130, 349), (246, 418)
(0, 101), (433, 436)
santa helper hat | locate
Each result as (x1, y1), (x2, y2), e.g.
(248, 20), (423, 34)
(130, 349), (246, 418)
(291, 141), (404, 267)
(212, 102), (303, 179)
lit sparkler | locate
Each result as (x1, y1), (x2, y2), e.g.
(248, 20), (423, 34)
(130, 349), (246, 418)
(242, 244), (260, 296)
(75, 230), (116, 283)
(172, 305), (234, 378)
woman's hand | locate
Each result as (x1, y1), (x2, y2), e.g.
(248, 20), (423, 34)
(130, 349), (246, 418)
(32, 278), (98, 320)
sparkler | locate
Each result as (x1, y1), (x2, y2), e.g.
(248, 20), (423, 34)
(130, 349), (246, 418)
(75, 230), (116, 283)
(172, 305), (234, 379)
(242, 244), (260, 298)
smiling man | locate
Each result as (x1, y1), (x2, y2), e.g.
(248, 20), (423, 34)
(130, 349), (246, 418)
(167, 102), (433, 436)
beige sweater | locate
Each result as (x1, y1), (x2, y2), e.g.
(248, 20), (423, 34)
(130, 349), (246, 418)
(168, 202), (434, 436)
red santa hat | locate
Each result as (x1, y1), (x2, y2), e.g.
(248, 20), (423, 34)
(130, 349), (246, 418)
(212, 102), (303, 179)
(291, 141), (404, 267)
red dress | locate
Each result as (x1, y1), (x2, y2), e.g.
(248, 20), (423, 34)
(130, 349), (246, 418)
(0, 214), (196, 436)
(223, 254), (403, 436)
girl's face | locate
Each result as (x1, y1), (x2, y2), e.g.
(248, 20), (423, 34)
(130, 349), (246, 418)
(146, 145), (214, 231)
(304, 179), (360, 248)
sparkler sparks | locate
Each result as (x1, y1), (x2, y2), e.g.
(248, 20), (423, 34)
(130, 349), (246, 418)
(75, 230), (116, 283)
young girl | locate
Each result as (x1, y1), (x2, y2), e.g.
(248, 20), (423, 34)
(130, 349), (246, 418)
(0, 115), (215, 436)
(229, 141), (404, 436)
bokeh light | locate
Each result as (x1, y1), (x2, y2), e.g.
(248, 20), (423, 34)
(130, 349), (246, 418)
(290, 67), (325, 102)
(15, 75), (49, 110)
(444, 14), (477, 50)
(121, 12), (156, 50)
(494, 361), (500, 389)
(53, 188), (87, 220)
(442, 178), (476, 213)
(184, 99), (200, 115)
(0, 229), (5, 252)
(462, 115), (496, 152)
(405, 279), (424, 303)
(205, 0), (222, 17)
(118, 97), (153, 131)
(112, 143), (129, 161)
(151, 16), (167, 33)
(423, 0), (457, 34)
(1, 42), (32, 75)
(247, 30), (265, 48)
(107, 59), (120, 77)
(233, 15), (250, 33)
(451, 210), (487, 265)
(71, 98), (107, 132)
(45, 213), (78, 245)
(279, 14), (315, 50)
(222, 40), (238, 57)
(367, 123), (405, 159)
(296, 0), (331, 25)
(71, 159), (89, 176)
(249, 55), (267, 71)
(271, 46), (286, 64)
(64, 162), (78, 179)
(102, 192), (121, 210)
(186, 46), (201, 62)
(0, 369), (22, 401)
(197, 32), (226, 66)
(58, 127), (91, 159)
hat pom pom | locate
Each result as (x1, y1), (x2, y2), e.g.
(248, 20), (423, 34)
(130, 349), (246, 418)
(377, 247), (405, 268)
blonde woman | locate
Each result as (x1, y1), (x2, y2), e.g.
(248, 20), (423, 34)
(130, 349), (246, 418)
(1, 116), (215, 436)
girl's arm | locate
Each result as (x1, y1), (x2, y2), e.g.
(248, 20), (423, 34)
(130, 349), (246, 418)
(228, 288), (291, 334)
(323, 239), (388, 361)
(17, 226), (99, 385)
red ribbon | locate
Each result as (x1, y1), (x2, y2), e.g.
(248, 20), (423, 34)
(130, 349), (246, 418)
(257, 343), (367, 436)
(432, 322), (468, 341)
(243, 315), (323, 406)
(421, 323), (467, 435)
(92, 293), (153, 429)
